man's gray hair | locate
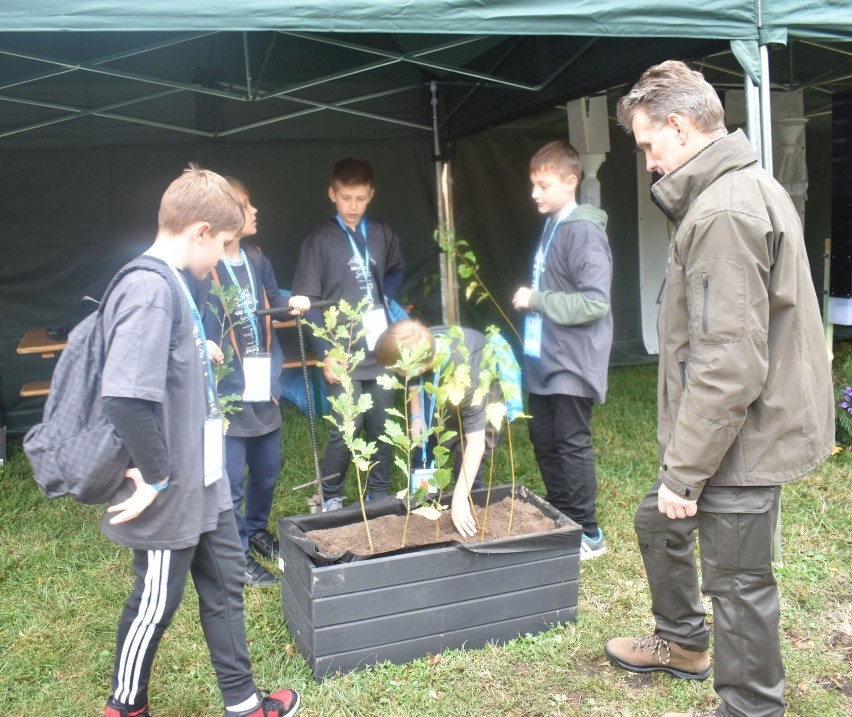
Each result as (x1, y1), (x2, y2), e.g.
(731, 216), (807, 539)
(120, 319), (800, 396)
(617, 60), (726, 134)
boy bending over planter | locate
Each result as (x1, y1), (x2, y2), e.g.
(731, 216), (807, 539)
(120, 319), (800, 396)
(375, 319), (521, 537)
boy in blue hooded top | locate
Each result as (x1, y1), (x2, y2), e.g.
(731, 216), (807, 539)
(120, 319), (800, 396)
(513, 140), (613, 560)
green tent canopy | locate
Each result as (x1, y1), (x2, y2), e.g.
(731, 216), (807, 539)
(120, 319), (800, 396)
(1, 3), (850, 433)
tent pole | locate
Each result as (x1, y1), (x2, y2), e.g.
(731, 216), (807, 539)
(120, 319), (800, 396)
(756, 42), (783, 564)
(432, 81), (458, 325)
(759, 45), (774, 174)
(744, 72), (762, 163)
(242, 33), (253, 101)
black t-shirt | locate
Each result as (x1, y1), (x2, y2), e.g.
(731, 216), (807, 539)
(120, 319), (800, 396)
(292, 217), (405, 380)
(429, 326), (490, 434)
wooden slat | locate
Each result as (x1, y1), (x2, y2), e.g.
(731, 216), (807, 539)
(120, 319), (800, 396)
(20, 380), (51, 397)
(311, 606), (578, 679)
(309, 553), (579, 627)
(17, 328), (67, 357)
(313, 581), (578, 654)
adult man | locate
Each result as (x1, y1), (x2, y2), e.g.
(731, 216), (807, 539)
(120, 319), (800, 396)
(605, 61), (834, 717)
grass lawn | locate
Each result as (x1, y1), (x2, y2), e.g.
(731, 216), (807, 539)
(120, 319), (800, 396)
(1, 363), (850, 716)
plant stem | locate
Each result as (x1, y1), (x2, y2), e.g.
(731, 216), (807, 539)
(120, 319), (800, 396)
(354, 468), (374, 552)
(454, 245), (521, 342)
(507, 420), (516, 535)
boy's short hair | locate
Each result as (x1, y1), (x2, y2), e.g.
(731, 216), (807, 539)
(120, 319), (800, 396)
(158, 163), (244, 236)
(223, 175), (249, 198)
(529, 140), (582, 182)
(375, 319), (435, 369)
(330, 158), (374, 189)
(616, 60), (725, 134)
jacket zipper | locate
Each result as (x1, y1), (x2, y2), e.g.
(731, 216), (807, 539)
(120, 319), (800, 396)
(678, 355), (687, 388)
(701, 272), (709, 333)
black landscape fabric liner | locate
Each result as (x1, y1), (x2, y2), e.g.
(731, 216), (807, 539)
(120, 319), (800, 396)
(282, 484), (581, 566)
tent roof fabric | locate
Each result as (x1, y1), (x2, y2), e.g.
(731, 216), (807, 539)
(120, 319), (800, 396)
(760, 0), (852, 43)
(6, 1), (759, 39)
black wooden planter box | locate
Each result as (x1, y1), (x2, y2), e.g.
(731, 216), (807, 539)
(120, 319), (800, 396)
(278, 485), (581, 679)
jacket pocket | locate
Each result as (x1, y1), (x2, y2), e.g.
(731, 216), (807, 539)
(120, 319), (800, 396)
(693, 258), (744, 344)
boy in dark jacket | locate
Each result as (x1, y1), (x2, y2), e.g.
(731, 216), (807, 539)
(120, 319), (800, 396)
(513, 140), (613, 560)
(291, 158), (405, 511)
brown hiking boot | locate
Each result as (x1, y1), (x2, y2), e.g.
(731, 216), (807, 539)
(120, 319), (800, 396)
(605, 634), (710, 680)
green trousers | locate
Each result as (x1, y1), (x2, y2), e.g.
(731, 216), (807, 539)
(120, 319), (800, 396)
(634, 480), (785, 717)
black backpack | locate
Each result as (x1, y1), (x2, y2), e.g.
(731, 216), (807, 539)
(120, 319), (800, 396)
(23, 257), (177, 504)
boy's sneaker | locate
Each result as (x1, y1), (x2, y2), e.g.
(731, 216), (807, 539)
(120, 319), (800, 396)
(580, 528), (607, 560)
(228, 689), (301, 717)
(662, 710), (717, 717)
(249, 529), (279, 560)
(322, 496), (345, 512)
(605, 634), (711, 680)
(104, 697), (149, 717)
(245, 556), (277, 587)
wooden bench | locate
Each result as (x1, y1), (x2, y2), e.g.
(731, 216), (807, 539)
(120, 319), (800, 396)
(20, 380), (51, 397)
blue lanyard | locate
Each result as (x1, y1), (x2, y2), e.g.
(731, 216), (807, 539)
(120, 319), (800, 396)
(167, 265), (218, 415)
(335, 215), (374, 302)
(532, 203), (578, 290)
(531, 217), (563, 292)
(222, 249), (260, 347)
(418, 364), (443, 469)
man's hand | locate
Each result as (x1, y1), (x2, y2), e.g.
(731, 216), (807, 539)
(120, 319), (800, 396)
(322, 357), (341, 385)
(107, 468), (161, 525)
(206, 340), (224, 365)
(657, 481), (698, 520)
(451, 491), (477, 538)
(288, 295), (311, 315)
(513, 286), (533, 310)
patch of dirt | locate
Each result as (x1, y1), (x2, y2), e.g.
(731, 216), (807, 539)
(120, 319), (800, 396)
(814, 674), (852, 696)
(828, 629), (852, 664)
(625, 672), (656, 689)
(306, 496), (559, 556)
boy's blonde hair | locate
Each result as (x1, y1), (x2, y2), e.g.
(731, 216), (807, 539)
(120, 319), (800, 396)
(616, 60), (726, 134)
(529, 140), (582, 182)
(158, 163), (244, 236)
(375, 319), (436, 369)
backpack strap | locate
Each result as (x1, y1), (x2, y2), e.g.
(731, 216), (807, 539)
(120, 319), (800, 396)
(99, 256), (181, 320)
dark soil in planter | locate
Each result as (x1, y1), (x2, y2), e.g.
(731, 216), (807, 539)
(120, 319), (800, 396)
(305, 494), (557, 556)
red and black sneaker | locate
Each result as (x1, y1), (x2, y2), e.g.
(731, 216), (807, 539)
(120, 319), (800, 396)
(246, 689), (300, 717)
(104, 697), (150, 717)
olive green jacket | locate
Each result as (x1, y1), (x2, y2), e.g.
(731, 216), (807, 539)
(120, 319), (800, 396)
(652, 129), (834, 500)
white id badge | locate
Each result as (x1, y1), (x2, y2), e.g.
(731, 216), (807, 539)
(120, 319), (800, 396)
(203, 414), (224, 486)
(524, 313), (543, 358)
(242, 354), (272, 402)
(411, 467), (438, 496)
(363, 306), (389, 351)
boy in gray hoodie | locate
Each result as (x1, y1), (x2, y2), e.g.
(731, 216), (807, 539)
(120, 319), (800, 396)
(513, 140), (613, 560)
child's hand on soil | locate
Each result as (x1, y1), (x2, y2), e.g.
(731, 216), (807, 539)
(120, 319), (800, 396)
(451, 492), (477, 538)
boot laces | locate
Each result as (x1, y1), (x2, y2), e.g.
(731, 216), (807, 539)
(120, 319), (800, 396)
(631, 634), (671, 665)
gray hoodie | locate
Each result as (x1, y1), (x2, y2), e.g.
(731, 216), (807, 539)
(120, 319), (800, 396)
(524, 204), (613, 403)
